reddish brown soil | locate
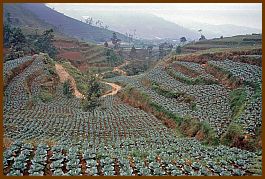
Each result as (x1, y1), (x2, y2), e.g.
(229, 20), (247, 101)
(55, 63), (84, 98)
(205, 65), (242, 89)
(44, 150), (53, 176)
(57, 51), (85, 61)
(3, 137), (13, 149)
(114, 158), (120, 176)
(195, 130), (205, 141)
(53, 40), (79, 49)
(101, 82), (122, 97)
(170, 63), (200, 78)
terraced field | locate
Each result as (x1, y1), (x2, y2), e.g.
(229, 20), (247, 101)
(3, 51), (262, 176)
(107, 57), (262, 136)
(54, 39), (123, 72)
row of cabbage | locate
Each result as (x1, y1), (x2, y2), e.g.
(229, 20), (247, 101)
(4, 137), (262, 176)
(171, 60), (262, 135)
(4, 95), (172, 148)
(3, 56), (33, 80)
(4, 56), (45, 112)
(208, 60), (262, 84)
(169, 61), (216, 81)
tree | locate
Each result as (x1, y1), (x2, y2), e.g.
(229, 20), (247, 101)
(33, 29), (57, 58)
(104, 41), (108, 48)
(111, 32), (121, 49)
(3, 22), (12, 47)
(6, 12), (11, 24)
(111, 32), (118, 43)
(82, 76), (101, 112)
(176, 45), (181, 54)
(85, 17), (93, 25)
(198, 29), (206, 41)
(128, 34), (133, 44)
(159, 43), (165, 59)
(4, 16), (57, 60)
(129, 45), (137, 59)
(199, 34), (206, 41)
(169, 44), (173, 51)
(63, 80), (73, 98)
(147, 45), (153, 57)
(180, 37), (187, 45)
(8, 28), (26, 51)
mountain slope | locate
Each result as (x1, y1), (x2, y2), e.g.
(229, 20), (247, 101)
(67, 12), (200, 40)
(3, 3), (53, 29)
(3, 3), (129, 43)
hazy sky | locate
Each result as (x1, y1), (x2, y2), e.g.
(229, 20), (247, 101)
(46, 3), (262, 30)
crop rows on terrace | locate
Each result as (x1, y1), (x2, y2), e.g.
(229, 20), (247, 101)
(107, 66), (232, 136)
(30, 85), (83, 114)
(4, 56), (45, 112)
(4, 91), (172, 148)
(206, 60), (262, 134)
(4, 56), (174, 148)
(3, 56), (33, 79)
(236, 96), (262, 134)
(108, 57), (262, 136)
(3, 136), (261, 176)
(3, 54), (262, 176)
(168, 61), (216, 82)
(208, 60), (262, 85)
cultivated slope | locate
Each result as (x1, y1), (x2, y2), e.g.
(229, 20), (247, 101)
(3, 53), (262, 176)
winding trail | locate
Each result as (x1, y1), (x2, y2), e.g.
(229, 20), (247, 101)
(100, 60), (129, 97)
(55, 63), (85, 99)
(101, 81), (122, 97)
(112, 60), (129, 76)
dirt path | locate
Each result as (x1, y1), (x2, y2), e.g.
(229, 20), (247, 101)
(112, 60), (129, 76)
(101, 81), (122, 97)
(99, 61), (129, 97)
(55, 63), (84, 99)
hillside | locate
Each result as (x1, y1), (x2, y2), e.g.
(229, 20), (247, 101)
(3, 3), (129, 43)
(3, 3), (53, 29)
(53, 37), (124, 74)
(181, 34), (262, 54)
(3, 52), (262, 176)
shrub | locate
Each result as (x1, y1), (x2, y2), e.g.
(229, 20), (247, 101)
(82, 76), (101, 112)
(229, 88), (247, 118)
(63, 80), (73, 98)
(39, 90), (53, 103)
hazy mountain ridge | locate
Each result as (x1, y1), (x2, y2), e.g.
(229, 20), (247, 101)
(64, 11), (200, 40)
(47, 9), (261, 41)
(3, 3), (130, 43)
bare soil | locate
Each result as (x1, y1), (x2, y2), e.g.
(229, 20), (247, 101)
(55, 63), (84, 99)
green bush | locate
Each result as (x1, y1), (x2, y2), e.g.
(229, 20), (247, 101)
(105, 49), (124, 67)
(39, 90), (53, 103)
(229, 88), (247, 119)
(82, 76), (101, 112)
(63, 80), (73, 98)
